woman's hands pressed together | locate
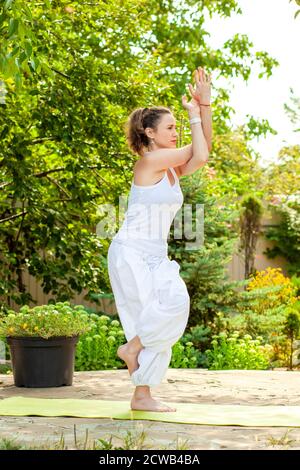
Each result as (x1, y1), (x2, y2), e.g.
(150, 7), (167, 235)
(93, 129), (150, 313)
(181, 88), (201, 117)
(182, 66), (212, 115)
(181, 65), (212, 162)
(190, 66), (212, 105)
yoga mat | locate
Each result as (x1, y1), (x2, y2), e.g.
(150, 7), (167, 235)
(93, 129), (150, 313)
(1, 397), (300, 427)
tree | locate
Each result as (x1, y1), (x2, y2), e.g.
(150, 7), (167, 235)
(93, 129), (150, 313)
(239, 196), (264, 280)
(0, 0), (280, 309)
(283, 308), (300, 370)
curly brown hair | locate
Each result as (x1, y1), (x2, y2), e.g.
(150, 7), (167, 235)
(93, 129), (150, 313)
(124, 106), (172, 157)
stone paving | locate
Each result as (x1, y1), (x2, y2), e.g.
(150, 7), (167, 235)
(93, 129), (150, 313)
(1, 368), (300, 450)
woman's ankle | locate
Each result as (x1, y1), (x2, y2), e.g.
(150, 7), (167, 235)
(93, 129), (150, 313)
(127, 335), (144, 353)
(133, 386), (151, 399)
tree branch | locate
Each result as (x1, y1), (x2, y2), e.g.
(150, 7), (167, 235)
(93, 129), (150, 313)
(46, 175), (72, 198)
(50, 68), (71, 79)
(0, 211), (28, 224)
(33, 167), (66, 177)
(28, 137), (58, 145)
(15, 200), (26, 244)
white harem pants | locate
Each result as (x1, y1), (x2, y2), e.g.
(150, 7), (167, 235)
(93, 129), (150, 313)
(107, 239), (190, 387)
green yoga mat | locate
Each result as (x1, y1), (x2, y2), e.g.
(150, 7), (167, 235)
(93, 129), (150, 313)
(1, 396), (300, 427)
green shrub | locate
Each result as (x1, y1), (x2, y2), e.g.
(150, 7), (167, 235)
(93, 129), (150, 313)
(75, 314), (126, 370)
(175, 324), (212, 367)
(170, 341), (198, 369)
(205, 331), (272, 370)
(283, 307), (300, 370)
(75, 312), (206, 371)
(219, 269), (300, 367)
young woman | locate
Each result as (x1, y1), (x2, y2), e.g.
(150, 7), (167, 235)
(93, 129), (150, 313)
(107, 67), (212, 412)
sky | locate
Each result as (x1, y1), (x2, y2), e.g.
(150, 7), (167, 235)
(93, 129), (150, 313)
(203, 0), (300, 168)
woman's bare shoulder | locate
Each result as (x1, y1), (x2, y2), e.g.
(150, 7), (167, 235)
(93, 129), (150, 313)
(140, 145), (193, 172)
(136, 153), (180, 177)
(133, 157), (165, 185)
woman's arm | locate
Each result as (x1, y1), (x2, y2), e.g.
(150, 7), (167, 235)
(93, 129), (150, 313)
(176, 67), (211, 177)
(142, 68), (211, 175)
(176, 104), (212, 177)
(199, 104), (212, 153)
(141, 91), (208, 173)
(176, 107), (209, 177)
(190, 66), (213, 153)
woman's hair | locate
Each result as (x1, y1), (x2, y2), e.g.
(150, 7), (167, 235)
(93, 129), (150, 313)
(124, 106), (172, 157)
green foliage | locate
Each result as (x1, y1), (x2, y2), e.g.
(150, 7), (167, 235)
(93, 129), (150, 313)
(263, 144), (300, 199)
(207, 128), (269, 201)
(169, 172), (244, 329)
(169, 341), (198, 369)
(75, 312), (206, 371)
(239, 195), (264, 279)
(0, 436), (23, 450)
(264, 195), (300, 276)
(0, 0), (280, 312)
(1, 1), (279, 88)
(283, 309), (300, 338)
(75, 314), (126, 371)
(0, 301), (91, 338)
(283, 307), (300, 370)
(219, 271), (300, 367)
(291, 275), (300, 298)
(179, 324), (212, 367)
(226, 296), (288, 341)
(205, 331), (272, 370)
(0, 0), (46, 91)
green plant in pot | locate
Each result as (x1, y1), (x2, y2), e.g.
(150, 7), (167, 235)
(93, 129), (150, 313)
(0, 302), (91, 388)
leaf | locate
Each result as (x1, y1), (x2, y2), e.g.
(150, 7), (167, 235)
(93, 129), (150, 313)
(6, 45), (18, 59)
(17, 19), (25, 40)
(40, 61), (55, 78)
(4, 0), (14, 11)
(6, 56), (18, 75)
(8, 18), (19, 38)
(29, 58), (36, 71)
(24, 41), (32, 58)
(0, 13), (6, 26)
(14, 71), (22, 92)
(23, 4), (33, 22)
(22, 59), (31, 75)
(17, 51), (27, 64)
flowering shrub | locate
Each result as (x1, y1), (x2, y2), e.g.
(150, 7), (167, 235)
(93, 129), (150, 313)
(0, 302), (91, 339)
(225, 268), (300, 366)
(205, 331), (272, 370)
(247, 267), (299, 312)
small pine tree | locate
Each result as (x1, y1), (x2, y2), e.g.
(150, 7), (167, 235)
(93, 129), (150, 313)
(169, 171), (244, 329)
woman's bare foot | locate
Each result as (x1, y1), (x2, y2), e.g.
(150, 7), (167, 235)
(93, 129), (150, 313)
(130, 396), (177, 412)
(117, 344), (141, 376)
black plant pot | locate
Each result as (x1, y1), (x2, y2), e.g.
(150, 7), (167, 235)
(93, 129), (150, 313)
(7, 335), (79, 388)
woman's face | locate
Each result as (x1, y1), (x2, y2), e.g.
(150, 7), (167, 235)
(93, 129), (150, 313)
(146, 113), (178, 149)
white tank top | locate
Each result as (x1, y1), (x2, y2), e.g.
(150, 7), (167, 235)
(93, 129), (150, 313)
(112, 167), (184, 256)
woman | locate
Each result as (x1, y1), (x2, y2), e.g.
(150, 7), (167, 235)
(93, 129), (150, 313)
(107, 67), (212, 412)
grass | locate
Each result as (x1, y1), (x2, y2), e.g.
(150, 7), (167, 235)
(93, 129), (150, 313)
(0, 424), (191, 450)
(266, 429), (297, 448)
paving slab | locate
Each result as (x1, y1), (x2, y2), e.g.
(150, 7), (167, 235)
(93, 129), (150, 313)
(1, 369), (300, 450)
